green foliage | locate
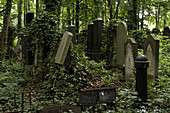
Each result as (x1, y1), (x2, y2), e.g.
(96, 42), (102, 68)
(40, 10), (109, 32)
(0, 59), (25, 111)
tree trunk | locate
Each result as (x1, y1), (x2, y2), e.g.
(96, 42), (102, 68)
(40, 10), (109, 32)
(72, 3), (75, 25)
(36, 0), (39, 16)
(67, 7), (71, 25)
(24, 0), (27, 26)
(0, 0), (13, 52)
(115, 0), (121, 19)
(18, 0), (22, 29)
(76, 0), (79, 40)
(132, 0), (137, 30)
(141, 1), (144, 29)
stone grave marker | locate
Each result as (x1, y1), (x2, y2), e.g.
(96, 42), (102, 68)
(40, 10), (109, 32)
(114, 22), (127, 67)
(39, 105), (81, 113)
(86, 18), (104, 60)
(87, 23), (94, 59)
(125, 38), (138, 81)
(144, 34), (159, 81)
(55, 32), (73, 65)
(163, 26), (170, 38)
(93, 18), (104, 52)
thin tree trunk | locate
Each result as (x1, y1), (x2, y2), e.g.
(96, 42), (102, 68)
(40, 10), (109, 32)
(18, 0), (23, 29)
(156, 4), (161, 29)
(67, 7), (71, 25)
(76, 0), (79, 39)
(0, 0), (13, 52)
(36, 0), (39, 16)
(24, 0), (27, 26)
(132, 0), (137, 30)
(141, 2), (144, 29)
(115, 0), (121, 19)
(72, 3), (74, 25)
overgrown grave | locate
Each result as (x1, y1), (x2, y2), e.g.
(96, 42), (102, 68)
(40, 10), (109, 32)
(144, 34), (159, 82)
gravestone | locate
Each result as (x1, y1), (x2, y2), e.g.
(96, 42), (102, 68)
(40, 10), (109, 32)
(93, 18), (103, 52)
(86, 18), (104, 60)
(115, 22), (127, 67)
(163, 26), (170, 38)
(55, 32), (73, 65)
(125, 38), (138, 81)
(144, 34), (159, 81)
(39, 105), (81, 113)
(86, 23), (94, 59)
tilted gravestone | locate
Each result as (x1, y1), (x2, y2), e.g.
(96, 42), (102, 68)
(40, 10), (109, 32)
(114, 22), (127, 67)
(144, 34), (159, 81)
(55, 32), (73, 65)
(163, 26), (170, 38)
(39, 105), (81, 113)
(125, 38), (138, 81)
(14, 38), (22, 61)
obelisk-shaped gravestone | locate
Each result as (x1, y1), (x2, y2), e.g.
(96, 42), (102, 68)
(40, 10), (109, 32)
(116, 22), (127, 67)
(125, 38), (138, 81)
(144, 34), (159, 81)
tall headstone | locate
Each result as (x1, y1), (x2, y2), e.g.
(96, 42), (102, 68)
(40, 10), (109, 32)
(163, 26), (170, 38)
(86, 18), (104, 60)
(125, 38), (138, 81)
(55, 32), (73, 65)
(87, 23), (94, 59)
(144, 34), (159, 81)
(93, 18), (104, 53)
(116, 22), (127, 67)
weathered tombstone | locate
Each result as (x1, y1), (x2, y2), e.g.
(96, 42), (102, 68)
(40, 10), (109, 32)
(163, 26), (170, 38)
(39, 105), (81, 113)
(135, 55), (149, 102)
(144, 34), (159, 81)
(125, 38), (138, 81)
(93, 18), (103, 52)
(55, 32), (73, 65)
(114, 22), (127, 67)
(86, 23), (94, 59)
(86, 19), (104, 60)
